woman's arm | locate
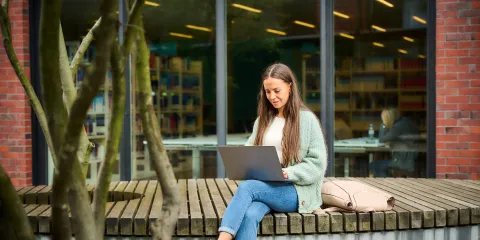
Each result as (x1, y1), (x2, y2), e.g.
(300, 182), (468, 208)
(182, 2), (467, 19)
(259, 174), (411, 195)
(284, 113), (327, 185)
(245, 118), (259, 146)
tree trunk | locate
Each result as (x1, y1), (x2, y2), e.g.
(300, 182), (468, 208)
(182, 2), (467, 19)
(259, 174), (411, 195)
(135, 17), (180, 240)
(0, 165), (34, 240)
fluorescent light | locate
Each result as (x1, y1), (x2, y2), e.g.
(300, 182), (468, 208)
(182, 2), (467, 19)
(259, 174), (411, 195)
(231, 20), (235, 24)
(372, 25), (386, 32)
(266, 29), (286, 36)
(376, 0), (394, 7)
(186, 25), (212, 32)
(339, 33), (355, 39)
(169, 32), (193, 39)
(398, 49), (408, 54)
(403, 36), (415, 42)
(418, 54), (425, 59)
(373, 42), (384, 47)
(294, 20), (315, 28)
(145, 1), (160, 7)
(413, 16), (426, 24)
(232, 3), (262, 13)
(333, 11), (350, 19)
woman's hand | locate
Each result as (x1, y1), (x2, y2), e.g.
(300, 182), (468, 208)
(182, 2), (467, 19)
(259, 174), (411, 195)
(282, 170), (288, 179)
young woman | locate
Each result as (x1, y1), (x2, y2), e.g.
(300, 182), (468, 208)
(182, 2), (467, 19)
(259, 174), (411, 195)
(218, 63), (328, 240)
(370, 108), (420, 177)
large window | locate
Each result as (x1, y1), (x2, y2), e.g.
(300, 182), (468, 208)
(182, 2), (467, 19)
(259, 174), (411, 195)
(132, 0), (217, 180)
(333, 0), (428, 177)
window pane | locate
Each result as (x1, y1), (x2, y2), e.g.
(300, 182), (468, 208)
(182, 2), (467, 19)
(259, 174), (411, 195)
(333, 0), (427, 177)
(132, 0), (217, 180)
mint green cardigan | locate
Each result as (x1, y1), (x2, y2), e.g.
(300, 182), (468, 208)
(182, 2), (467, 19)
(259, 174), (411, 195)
(245, 110), (328, 213)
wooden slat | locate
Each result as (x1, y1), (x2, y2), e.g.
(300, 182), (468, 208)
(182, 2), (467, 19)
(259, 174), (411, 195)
(18, 186), (36, 203)
(188, 179), (203, 236)
(316, 212), (330, 233)
(382, 178), (472, 226)
(302, 213), (316, 233)
(120, 181), (148, 235)
(225, 179), (238, 194)
(421, 179), (480, 199)
(197, 179), (218, 236)
(15, 187), (23, 192)
(123, 181), (139, 201)
(38, 207), (52, 233)
(25, 185), (46, 204)
(106, 201), (128, 235)
(287, 213), (302, 234)
(206, 179), (227, 220)
(176, 179), (189, 236)
(113, 181), (129, 201)
(440, 179), (480, 193)
(148, 182), (163, 235)
(273, 213), (288, 234)
(37, 185), (52, 204)
(108, 181), (119, 201)
(342, 212), (357, 232)
(353, 178), (435, 228)
(215, 179), (233, 205)
(134, 181), (157, 236)
(23, 204), (39, 214)
(357, 212), (371, 231)
(400, 178), (480, 224)
(327, 212), (343, 233)
(378, 179), (462, 227)
(27, 204), (49, 233)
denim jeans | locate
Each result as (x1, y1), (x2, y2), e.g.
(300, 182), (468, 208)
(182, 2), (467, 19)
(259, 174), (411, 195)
(218, 180), (298, 240)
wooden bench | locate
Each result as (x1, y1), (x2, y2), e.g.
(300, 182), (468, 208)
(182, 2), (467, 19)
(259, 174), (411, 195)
(17, 178), (480, 236)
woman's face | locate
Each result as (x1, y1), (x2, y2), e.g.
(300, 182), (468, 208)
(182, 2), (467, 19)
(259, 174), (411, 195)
(263, 77), (291, 112)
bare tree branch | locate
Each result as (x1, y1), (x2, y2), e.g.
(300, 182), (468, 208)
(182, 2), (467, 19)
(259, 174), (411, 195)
(53, 0), (118, 239)
(0, 6), (59, 167)
(59, 25), (95, 178)
(123, 0), (144, 55)
(92, 40), (126, 238)
(136, 17), (180, 240)
(0, 165), (34, 240)
(70, 18), (101, 77)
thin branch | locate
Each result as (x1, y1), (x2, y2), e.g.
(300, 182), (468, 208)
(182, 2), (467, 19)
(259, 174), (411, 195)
(2, 0), (8, 14)
(123, 0), (144, 55)
(54, 0), (118, 239)
(136, 17), (180, 240)
(70, 17), (101, 76)
(92, 40), (126, 239)
(0, 6), (58, 167)
(59, 25), (95, 177)
(0, 165), (34, 240)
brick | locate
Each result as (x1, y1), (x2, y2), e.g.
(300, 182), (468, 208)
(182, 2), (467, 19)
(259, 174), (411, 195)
(458, 41), (473, 49)
(437, 142), (446, 149)
(472, 127), (480, 134)
(437, 73), (457, 80)
(445, 49), (469, 57)
(438, 25), (458, 34)
(473, 2), (480, 8)
(446, 96), (469, 103)
(472, 174), (480, 180)
(437, 165), (459, 173)
(438, 104), (458, 110)
(459, 57), (480, 65)
(472, 81), (480, 87)
(459, 150), (480, 158)
(458, 135), (480, 142)
(437, 112), (445, 119)
(458, 119), (480, 126)
(445, 80), (469, 88)
(465, 26), (480, 33)
(437, 134), (458, 141)
(437, 57), (458, 65)
(445, 2), (471, 10)
(445, 127), (470, 134)
(446, 158), (471, 165)
(472, 17), (480, 25)
(445, 173), (469, 180)
(437, 41), (458, 49)
(460, 165), (480, 173)
(438, 10), (458, 18)
(458, 9), (480, 18)
(446, 111), (471, 119)
(458, 103), (480, 110)
(437, 158), (446, 165)
(446, 65), (471, 72)
(459, 88), (480, 95)
(445, 18), (468, 25)
(436, 173), (446, 179)
(472, 158), (480, 165)
(471, 49), (480, 57)
(446, 33), (473, 41)
(437, 96), (445, 104)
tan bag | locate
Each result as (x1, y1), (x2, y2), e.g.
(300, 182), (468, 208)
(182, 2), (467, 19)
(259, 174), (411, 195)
(313, 180), (395, 214)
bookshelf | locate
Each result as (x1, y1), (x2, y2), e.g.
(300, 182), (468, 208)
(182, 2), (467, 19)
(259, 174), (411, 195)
(133, 54), (204, 179)
(302, 55), (427, 137)
(66, 41), (121, 184)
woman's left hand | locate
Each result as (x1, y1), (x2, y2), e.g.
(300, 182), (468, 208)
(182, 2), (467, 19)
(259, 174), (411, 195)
(282, 170), (288, 179)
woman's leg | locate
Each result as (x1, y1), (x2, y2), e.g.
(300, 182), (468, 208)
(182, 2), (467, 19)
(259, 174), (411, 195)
(218, 180), (298, 238)
(235, 202), (270, 240)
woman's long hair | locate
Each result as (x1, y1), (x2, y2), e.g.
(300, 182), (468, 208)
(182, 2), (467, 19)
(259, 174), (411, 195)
(381, 108), (401, 129)
(253, 63), (308, 167)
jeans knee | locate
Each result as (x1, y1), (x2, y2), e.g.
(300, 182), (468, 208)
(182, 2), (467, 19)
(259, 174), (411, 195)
(244, 207), (262, 224)
(237, 180), (261, 193)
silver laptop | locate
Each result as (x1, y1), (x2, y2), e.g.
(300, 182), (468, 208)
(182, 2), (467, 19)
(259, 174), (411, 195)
(217, 146), (290, 182)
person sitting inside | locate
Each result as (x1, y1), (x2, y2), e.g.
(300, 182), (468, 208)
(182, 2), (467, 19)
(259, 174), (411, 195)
(370, 108), (420, 177)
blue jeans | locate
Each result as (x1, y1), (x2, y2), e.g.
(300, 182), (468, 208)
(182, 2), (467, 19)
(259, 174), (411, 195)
(218, 180), (298, 240)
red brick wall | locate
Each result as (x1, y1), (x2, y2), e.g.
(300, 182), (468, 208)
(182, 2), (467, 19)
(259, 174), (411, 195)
(0, 1), (32, 187)
(436, 0), (480, 180)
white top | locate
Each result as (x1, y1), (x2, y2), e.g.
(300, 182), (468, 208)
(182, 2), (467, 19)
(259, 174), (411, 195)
(263, 117), (285, 162)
